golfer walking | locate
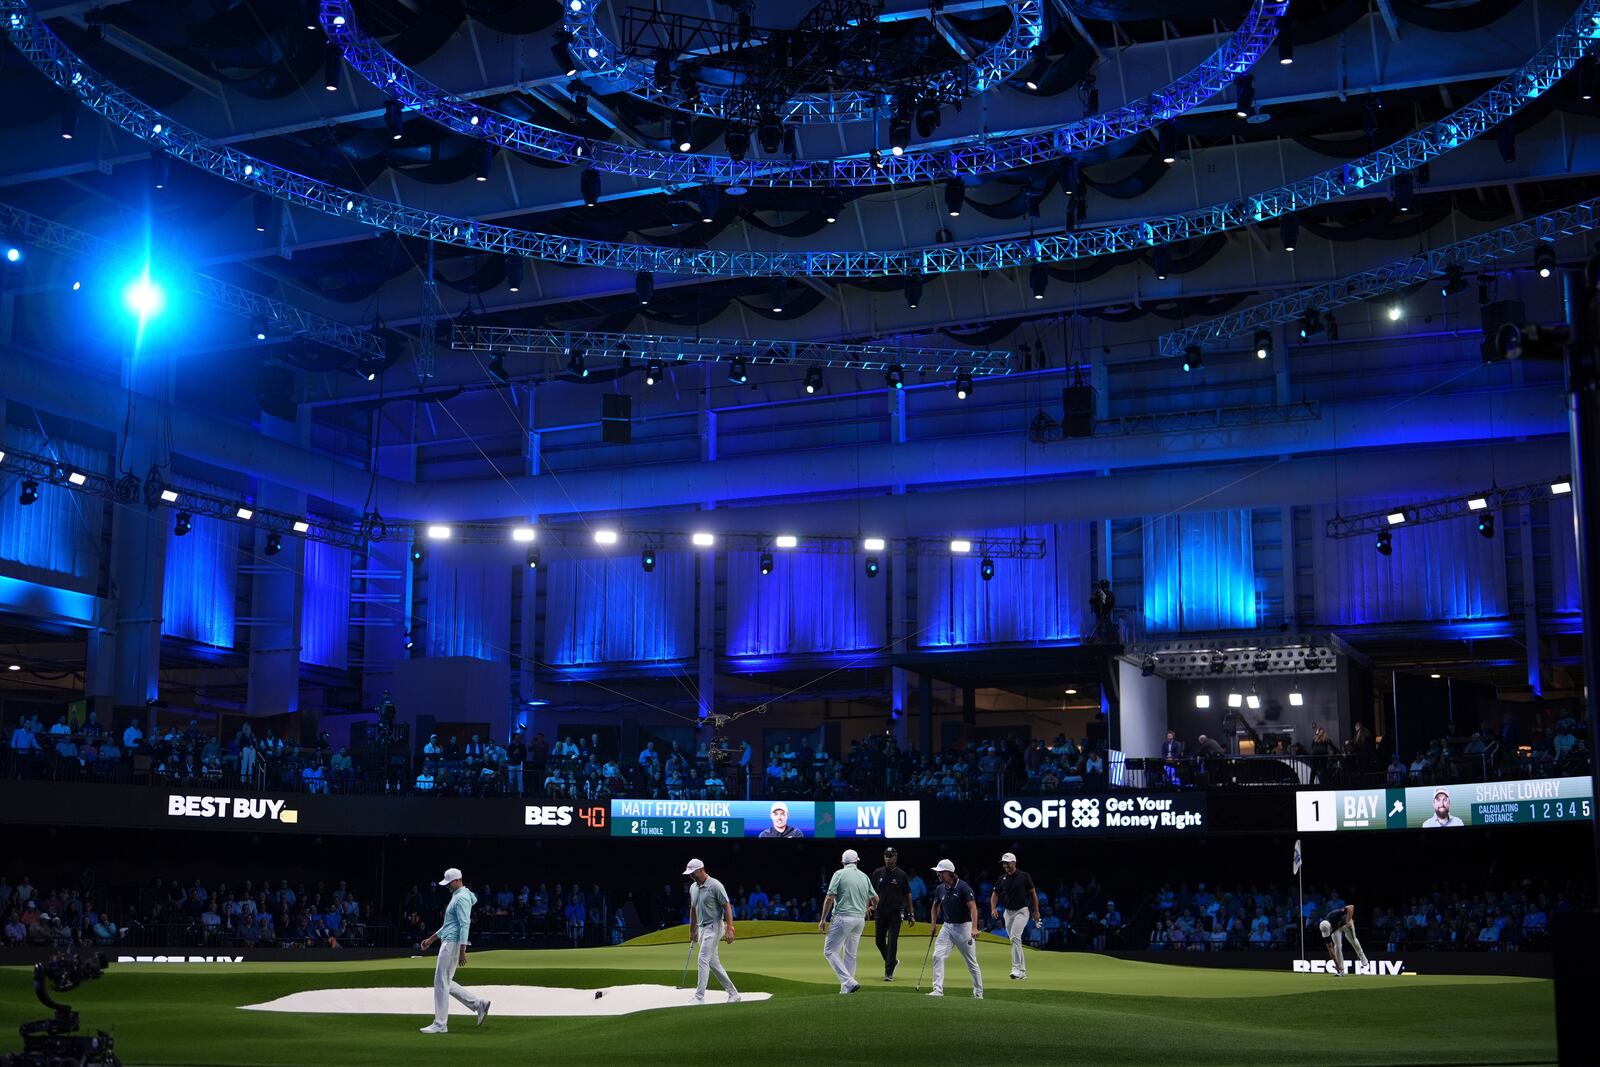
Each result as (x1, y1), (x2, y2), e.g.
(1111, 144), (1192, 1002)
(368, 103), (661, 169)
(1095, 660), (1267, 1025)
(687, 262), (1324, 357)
(418, 867), (489, 1033)
(990, 851), (1041, 980)
(927, 858), (983, 999)
(683, 858), (741, 1004)
(870, 846), (914, 981)
(819, 849), (878, 994)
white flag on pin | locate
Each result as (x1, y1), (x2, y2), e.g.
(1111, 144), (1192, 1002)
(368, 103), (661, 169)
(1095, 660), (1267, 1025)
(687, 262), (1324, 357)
(1292, 839), (1303, 877)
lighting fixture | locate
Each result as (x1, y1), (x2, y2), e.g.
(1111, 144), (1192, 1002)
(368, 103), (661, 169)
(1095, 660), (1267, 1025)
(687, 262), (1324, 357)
(1233, 74), (1254, 118)
(567, 349), (588, 378)
(1280, 215), (1298, 253)
(635, 270), (654, 306)
(950, 540), (972, 553)
(251, 314), (268, 341)
(1278, 28), (1294, 64)
(1064, 688), (1078, 696)
(1477, 512), (1495, 539)
(864, 555), (881, 578)
(1386, 511), (1408, 526)
(159, 488), (180, 503)
(1535, 241), (1556, 279)
(671, 117), (692, 153)
(646, 359), (664, 386)
(698, 187), (719, 224)
(955, 370), (973, 399)
(512, 527), (537, 543)
(426, 525), (452, 539)
(888, 118), (910, 156)
(253, 194), (272, 233)
(1440, 264), (1466, 298)
(1209, 652), (1226, 674)
(174, 511), (193, 536)
(66, 471), (87, 486)
(767, 277), (785, 313)
(1289, 687), (1304, 707)
(323, 43), (340, 91)
(526, 547), (541, 569)
(152, 151), (169, 189)
(1227, 691), (1243, 708)
(1552, 480), (1572, 494)
(822, 191), (842, 224)
(774, 535), (798, 548)
(580, 167), (601, 207)
(265, 533), (283, 557)
(728, 357), (748, 384)
(3, 247), (19, 264)
(1182, 346), (1203, 373)
(6, 665), (18, 672)
(691, 532), (715, 547)
(725, 128), (750, 161)
(1392, 172), (1413, 212)
(1376, 529), (1392, 556)
(1140, 656), (1156, 677)
(885, 363), (905, 390)
(1153, 248), (1170, 280)
(404, 632), (415, 650)
(18, 480), (39, 506)
(803, 366), (824, 395)
(1158, 123), (1178, 165)
(903, 273), (923, 309)
(409, 544), (425, 564)
(1028, 263), (1047, 300)
(1298, 308), (1324, 340)
(594, 529), (619, 545)
(863, 537), (886, 551)
(292, 520), (311, 534)
(757, 112), (783, 154)
(385, 99), (404, 140)
(1466, 496), (1489, 511)
(641, 547), (657, 572)
(59, 102), (77, 140)
(1195, 693), (1212, 709)
(1387, 303), (1403, 322)
(980, 558), (995, 581)
(759, 552), (774, 576)
(505, 256), (524, 293)
(944, 177), (965, 217)
(1253, 330), (1271, 360)
(551, 31), (578, 77)
(1246, 688), (1261, 710)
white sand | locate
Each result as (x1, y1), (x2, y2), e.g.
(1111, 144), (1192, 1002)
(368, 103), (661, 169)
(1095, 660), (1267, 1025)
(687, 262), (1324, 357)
(241, 983), (767, 1018)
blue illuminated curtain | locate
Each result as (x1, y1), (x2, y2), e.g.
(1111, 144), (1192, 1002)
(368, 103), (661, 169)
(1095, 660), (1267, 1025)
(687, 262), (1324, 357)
(420, 544), (512, 662)
(1311, 500), (1508, 624)
(546, 552), (694, 665)
(300, 537), (352, 669)
(161, 483), (238, 648)
(918, 524), (1091, 647)
(0, 426), (107, 589)
(726, 550), (884, 655)
(1142, 510), (1257, 632)
(1549, 496), (1581, 615)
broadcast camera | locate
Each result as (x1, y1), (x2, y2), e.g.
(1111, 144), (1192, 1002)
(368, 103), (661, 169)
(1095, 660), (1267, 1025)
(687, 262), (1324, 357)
(1, 951), (121, 1066)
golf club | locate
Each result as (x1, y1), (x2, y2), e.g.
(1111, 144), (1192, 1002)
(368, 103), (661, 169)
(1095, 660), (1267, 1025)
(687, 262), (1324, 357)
(679, 933), (696, 989)
(914, 926), (936, 991)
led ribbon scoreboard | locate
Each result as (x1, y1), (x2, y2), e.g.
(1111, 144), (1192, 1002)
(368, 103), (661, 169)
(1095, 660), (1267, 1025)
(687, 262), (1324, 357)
(609, 799), (921, 839)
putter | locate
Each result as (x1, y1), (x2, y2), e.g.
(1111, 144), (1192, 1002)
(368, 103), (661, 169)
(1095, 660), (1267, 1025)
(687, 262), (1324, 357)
(914, 928), (935, 992)
(679, 933), (696, 989)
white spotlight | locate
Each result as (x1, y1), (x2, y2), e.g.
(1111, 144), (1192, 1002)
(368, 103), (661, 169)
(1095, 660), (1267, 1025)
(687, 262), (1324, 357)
(1289, 688), (1305, 707)
(512, 527), (537, 543)
(863, 537), (886, 551)
(594, 529), (619, 545)
(774, 535), (798, 549)
(236, 507), (255, 521)
(691, 532), (715, 547)
(1551, 480), (1572, 495)
(66, 471), (87, 486)
(292, 520), (311, 534)
(1466, 497), (1488, 511)
(159, 489), (180, 503)
(1246, 692), (1261, 710)
(1195, 693), (1211, 709)
(426, 524), (452, 539)
(950, 539), (972, 553)
(1386, 304), (1403, 321)
(1386, 511), (1407, 525)
(1227, 691), (1243, 708)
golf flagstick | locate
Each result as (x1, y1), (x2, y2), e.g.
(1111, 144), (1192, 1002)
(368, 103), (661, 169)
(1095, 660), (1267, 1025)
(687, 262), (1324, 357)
(1293, 838), (1304, 964)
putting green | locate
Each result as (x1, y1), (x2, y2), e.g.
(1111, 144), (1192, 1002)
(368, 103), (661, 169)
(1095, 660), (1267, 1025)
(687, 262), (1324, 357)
(0, 925), (1555, 1066)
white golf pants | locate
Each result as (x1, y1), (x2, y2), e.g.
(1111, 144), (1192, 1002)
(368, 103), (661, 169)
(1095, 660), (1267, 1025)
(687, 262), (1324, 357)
(432, 941), (484, 1027)
(931, 922), (983, 995)
(695, 921), (738, 998)
(1329, 925), (1368, 969)
(1004, 910), (1030, 976)
(823, 915), (866, 990)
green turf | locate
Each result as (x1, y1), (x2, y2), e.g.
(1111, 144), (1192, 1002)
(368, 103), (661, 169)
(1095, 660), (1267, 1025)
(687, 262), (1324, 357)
(0, 933), (1555, 1067)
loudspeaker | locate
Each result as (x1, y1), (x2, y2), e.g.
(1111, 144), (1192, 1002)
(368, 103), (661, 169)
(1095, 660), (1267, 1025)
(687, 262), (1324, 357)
(1553, 909), (1600, 1064)
(601, 393), (632, 444)
(1479, 298), (1526, 340)
(1063, 385), (1095, 438)
(255, 364), (297, 422)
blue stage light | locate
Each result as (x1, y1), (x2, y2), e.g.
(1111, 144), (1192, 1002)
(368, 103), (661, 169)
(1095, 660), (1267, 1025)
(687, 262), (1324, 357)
(123, 275), (165, 320)
(3, 247), (19, 263)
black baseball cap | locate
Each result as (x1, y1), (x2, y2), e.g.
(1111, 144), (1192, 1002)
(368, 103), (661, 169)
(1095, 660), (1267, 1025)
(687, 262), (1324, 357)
(883, 847), (898, 857)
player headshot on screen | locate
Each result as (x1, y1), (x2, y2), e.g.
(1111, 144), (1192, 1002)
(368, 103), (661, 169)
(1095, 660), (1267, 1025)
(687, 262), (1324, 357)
(1421, 787), (1464, 827)
(758, 801), (803, 838)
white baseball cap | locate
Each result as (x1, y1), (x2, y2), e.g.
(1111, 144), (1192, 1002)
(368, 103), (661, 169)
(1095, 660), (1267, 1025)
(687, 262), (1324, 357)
(931, 858), (955, 873)
(841, 849), (860, 865)
(770, 801), (788, 813)
(1000, 852), (1017, 863)
(682, 858), (705, 876)
(437, 867), (462, 886)
(1318, 920), (1332, 937)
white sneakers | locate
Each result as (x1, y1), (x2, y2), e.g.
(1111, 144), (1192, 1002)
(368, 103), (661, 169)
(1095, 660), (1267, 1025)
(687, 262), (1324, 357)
(974, 990), (984, 999)
(728, 993), (743, 1004)
(841, 981), (861, 994)
(476, 1001), (490, 1026)
(419, 1024), (447, 1034)
(925, 990), (943, 997)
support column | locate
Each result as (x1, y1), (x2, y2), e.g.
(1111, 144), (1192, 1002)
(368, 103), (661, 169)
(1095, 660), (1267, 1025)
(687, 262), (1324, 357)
(697, 395), (717, 720)
(108, 351), (170, 708)
(246, 413), (308, 714)
(360, 403), (418, 706)
(889, 383), (909, 729)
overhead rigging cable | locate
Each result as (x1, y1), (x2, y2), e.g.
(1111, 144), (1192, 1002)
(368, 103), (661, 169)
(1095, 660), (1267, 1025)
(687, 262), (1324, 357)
(5, 0), (1595, 277)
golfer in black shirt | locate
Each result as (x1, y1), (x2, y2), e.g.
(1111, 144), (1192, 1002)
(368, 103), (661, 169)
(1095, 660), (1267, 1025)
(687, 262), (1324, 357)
(1319, 904), (1369, 976)
(990, 851), (1041, 979)
(870, 847), (914, 980)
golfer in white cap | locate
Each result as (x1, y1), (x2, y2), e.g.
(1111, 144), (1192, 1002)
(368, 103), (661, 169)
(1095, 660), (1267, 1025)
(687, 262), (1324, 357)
(991, 852), (1041, 980)
(417, 867), (489, 1033)
(819, 849), (877, 993)
(927, 859), (982, 998)
(683, 859), (741, 1004)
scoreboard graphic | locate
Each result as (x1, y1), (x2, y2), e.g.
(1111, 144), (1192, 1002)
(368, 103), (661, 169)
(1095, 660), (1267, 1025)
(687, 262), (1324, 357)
(610, 799), (920, 839)
(1295, 775), (1592, 832)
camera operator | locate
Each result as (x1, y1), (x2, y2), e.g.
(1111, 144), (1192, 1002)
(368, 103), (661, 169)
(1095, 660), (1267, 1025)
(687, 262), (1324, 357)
(1088, 579), (1116, 643)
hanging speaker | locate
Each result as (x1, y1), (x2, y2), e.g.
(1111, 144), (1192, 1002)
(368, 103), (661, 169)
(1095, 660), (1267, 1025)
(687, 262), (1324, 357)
(602, 393), (632, 444)
(1063, 385), (1095, 438)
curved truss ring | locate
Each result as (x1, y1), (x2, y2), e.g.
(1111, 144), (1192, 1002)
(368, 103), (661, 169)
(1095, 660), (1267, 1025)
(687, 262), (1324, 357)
(5, 0), (1595, 279)
(564, 0), (1043, 125)
(322, 0), (1284, 188)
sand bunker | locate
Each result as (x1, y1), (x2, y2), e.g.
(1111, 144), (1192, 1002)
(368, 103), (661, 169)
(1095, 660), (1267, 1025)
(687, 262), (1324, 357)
(241, 983), (767, 1018)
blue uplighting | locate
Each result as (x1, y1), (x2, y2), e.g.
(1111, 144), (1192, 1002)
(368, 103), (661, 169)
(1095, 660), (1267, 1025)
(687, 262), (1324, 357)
(123, 274), (165, 321)
(3, 246), (18, 263)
